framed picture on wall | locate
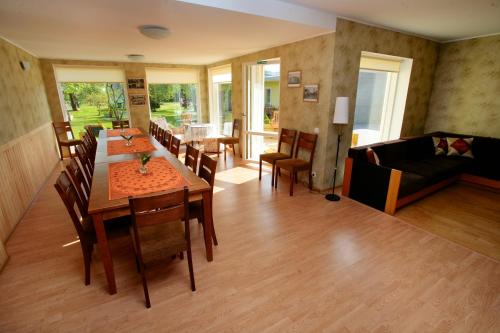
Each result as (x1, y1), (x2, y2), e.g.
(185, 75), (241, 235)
(287, 71), (301, 87)
(129, 94), (146, 106)
(127, 78), (145, 89)
(303, 84), (319, 102)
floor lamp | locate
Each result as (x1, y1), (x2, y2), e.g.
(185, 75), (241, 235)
(325, 97), (349, 201)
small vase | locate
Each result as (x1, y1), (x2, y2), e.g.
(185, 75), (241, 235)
(139, 165), (148, 175)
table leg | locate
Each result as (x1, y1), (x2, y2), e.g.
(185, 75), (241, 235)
(202, 191), (213, 262)
(92, 213), (117, 294)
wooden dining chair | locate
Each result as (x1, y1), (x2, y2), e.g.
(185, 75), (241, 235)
(184, 144), (200, 173)
(152, 122), (159, 138)
(156, 127), (165, 143)
(189, 154), (218, 245)
(55, 171), (130, 286)
(52, 121), (82, 160)
(163, 131), (173, 150)
(75, 145), (93, 184)
(66, 158), (91, 211)
(170, 135), (181, 158)
(129, 187), (195, 308)
(84, 124), (103, 141)
(111, 120), (130, 129)
(82, 133), (96, 161)
(148, 121), (154, 135)
(275, 132), (318, 196)
(217, 119), (242, 161)
(259, 128), (297, 186)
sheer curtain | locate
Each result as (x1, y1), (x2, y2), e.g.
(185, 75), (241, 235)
(250, 64), (265, 157)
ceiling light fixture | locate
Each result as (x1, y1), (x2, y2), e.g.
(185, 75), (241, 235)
(138, 25), (170, 39)
(127, 54), (145, 62)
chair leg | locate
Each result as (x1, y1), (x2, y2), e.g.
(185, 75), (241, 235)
(275, 167), (279, 188)
(186, 244), (196, 291)
(58, 145), (63, 160)
(211, 219), (218, 246)
(259, 158), (262, 181)
(179, 252), (184, 260)
(309, 169), (313, 190)
(295, 171), (298, 184)
(138, 259), (151, 308)
(231, 144), (236, 156)
(271, 163), (275, 186)
(224, 144), (227, 161)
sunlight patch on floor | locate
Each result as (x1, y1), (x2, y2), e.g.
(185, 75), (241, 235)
(215, 166), (262, 185)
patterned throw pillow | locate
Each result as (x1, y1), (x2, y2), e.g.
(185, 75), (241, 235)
(366, 148), (380, 165)
(432, 137), (448, 155)
(446, 137), (474, 158)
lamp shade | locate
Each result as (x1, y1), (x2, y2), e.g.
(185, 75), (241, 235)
(333, 97), (349, 124)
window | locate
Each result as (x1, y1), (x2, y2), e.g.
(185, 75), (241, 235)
(352, 52), (413, 147)
(146, 68), (201, 128)
(265, 88), (271, 106)
(55, 66), (127, 136)
(208, 65), (232, 135)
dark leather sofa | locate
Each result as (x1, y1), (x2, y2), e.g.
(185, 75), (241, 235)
(342, 132), (500, 214)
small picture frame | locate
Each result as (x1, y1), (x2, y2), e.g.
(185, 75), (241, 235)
(287, 70), (301, 87)
(129, 94), (146, 106)
(303, 84), (319, 103)
(127, 78), (145, 89)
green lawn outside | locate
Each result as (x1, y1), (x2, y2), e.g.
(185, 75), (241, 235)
(151, 102), (196, 128)
(69, 102), (195, 137)
(68, 104), (126, 138)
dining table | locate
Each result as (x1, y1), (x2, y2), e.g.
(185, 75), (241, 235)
(88, 128), (214, 295)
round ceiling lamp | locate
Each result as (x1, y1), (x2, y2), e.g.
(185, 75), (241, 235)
(127, 54), (145, 62)
(138, 25), (170, 39)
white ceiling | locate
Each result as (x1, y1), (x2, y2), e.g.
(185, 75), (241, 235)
(280, 0), (500, 42)
(0, 0), (329, 64)
(0, 0), (499, 65)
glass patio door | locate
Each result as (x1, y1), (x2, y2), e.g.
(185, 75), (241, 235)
(243, 60), (280, 161)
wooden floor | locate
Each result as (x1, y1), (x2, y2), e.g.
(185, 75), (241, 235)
(1, 156), (499, 332)
(397, 183), (500, 261)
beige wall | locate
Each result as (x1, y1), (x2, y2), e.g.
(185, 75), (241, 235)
(0, 38), (59, 270)
(209, 33), (336, 189)
(425, 35), (500, 138)
(327, 19), (439, 186)
(40, 59), (209, 132)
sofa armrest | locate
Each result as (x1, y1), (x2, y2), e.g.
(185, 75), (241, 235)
(344, 157), (393, 211)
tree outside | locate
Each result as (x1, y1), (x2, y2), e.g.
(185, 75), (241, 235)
(148, 83), (199, 127)
(61, 82), (127, 137)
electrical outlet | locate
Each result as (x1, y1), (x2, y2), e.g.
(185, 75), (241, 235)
(311, 171), (317, 177)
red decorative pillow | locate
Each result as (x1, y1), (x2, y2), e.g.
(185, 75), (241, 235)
(432, 137), (448, 155)
(446, 137), (474, 158)
(366, 148), (380, 165)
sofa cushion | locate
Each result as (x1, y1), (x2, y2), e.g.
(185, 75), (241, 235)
(384, 156), (472, 184)
(432, 137), (448, 155)
(371, 140), (408, 165)
(406, 136), (435, 160)
(398, 172), (428, 198)
(447, 137), (474, 158)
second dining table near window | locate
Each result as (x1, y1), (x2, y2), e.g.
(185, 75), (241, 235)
(88, 128), (214, 295)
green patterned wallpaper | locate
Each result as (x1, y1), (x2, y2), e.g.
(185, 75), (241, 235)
(425, 35), (500, 138)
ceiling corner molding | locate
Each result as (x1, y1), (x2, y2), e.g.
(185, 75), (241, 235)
(0, 35), (39, 58)
(176, 0), (336, 30)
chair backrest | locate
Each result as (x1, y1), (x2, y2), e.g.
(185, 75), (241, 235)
(232, 119), (242, 138)
(66, 158), (90, 210)
(294, 132), (318, 164)
(152, 123), (159, 137)
(163, 131), (172, 150)
(198, 154), (217, 190)
(82, 133), (96, 159)
(184, 144), (199, 173)
(54, 171), (88, 238)
(156, 127), (165, 143)
(112, 120), (130, 129)
(149, 121), (154, 135)
(278, 128), (297, 154)
(129, 187), (189, 229)
(53, 121), (75, 141)
(75, 145), (93, 182)
(170, 135), (181, 158)
(84, 124), (103, 141)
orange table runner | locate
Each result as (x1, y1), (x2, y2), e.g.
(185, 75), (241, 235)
(107, 137), (156, 156)
(108, 157), (191, 200)
(107, 128), (142, 137)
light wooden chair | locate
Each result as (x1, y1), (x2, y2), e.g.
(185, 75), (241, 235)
(259, 128), (297, 186)
(52, 121), (82, 160)
(217, 119), (242, 161)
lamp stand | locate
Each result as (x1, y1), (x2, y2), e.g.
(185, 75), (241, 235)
(325, 127), (342, 201)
